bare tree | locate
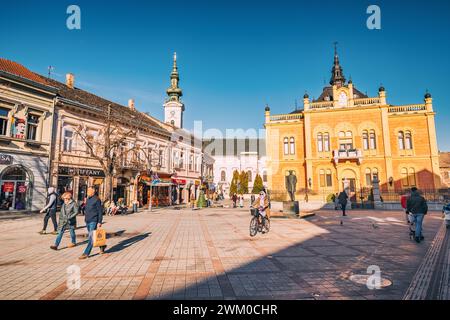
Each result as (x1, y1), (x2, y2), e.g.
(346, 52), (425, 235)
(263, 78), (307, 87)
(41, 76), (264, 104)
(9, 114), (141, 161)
(73, 104), (147, 202)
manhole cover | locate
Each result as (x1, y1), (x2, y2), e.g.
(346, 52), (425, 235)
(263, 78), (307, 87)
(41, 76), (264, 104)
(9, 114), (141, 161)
(349, 274), (392, 288)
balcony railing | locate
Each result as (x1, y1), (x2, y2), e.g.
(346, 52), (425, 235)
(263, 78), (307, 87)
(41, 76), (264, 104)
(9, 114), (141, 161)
(333, 149), (363, 165)
(353, 97), (380, 106)
(269, 113), (304, 122)
(388, 104), (427, 114)
(309, 101), (334, 109)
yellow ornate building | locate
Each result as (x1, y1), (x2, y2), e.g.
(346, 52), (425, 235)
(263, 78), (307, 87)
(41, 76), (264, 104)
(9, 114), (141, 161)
(264, 48), (441, 203)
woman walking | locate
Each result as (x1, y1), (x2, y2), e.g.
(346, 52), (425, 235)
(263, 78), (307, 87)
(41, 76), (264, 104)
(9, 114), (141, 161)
(50, 192), (78, 250)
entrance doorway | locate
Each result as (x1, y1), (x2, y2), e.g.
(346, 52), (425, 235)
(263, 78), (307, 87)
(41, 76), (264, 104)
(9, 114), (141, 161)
(0, 166), (32, 211)
(341, 169), (358, 204)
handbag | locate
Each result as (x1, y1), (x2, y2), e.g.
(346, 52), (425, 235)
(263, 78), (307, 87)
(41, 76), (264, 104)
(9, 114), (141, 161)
(93, 228), (107, 247)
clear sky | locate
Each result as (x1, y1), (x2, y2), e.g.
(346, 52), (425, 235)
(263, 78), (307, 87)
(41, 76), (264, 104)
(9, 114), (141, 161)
(1, 0), (449, 150)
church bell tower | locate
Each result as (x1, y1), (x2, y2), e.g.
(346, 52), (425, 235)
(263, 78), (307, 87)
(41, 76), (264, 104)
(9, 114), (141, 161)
(163, 52), (185, 128)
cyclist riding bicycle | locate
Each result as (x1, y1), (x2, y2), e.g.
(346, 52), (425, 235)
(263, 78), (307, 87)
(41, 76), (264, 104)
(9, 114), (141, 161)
(252, 190), (270, 223)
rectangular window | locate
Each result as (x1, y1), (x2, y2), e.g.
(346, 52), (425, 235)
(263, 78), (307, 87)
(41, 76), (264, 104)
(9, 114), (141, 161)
(369, 134), (376, 149)
(26, 114), (39, 140)
(366, 173), (372, 186)
(326, 173), (332, 187)
(63, 129), (73, 152)
(0, 107), (9, 136)
(319, 174), (325, 188)
(159, 150), (164, 167)
(324, 134), (330, 152)
(318, 139), (323, 152)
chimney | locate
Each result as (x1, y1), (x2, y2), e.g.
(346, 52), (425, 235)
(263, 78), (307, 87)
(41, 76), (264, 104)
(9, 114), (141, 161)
(66, 73), (74, 89)
(128, 99), (135, 110)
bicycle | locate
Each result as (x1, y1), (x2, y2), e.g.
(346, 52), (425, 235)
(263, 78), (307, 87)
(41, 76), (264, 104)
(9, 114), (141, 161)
(249, 207), (270, 237)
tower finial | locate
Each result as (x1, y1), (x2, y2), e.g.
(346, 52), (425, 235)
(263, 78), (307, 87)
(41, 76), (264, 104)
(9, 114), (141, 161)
(330, 42), (345, 87)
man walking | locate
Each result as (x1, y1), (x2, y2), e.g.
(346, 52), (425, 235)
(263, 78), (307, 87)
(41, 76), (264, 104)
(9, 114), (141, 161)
(338, 190), (349, 216)
(39, 187), (58, 235)
(79, 187), (106, 259)
(406, 187), (428, 243)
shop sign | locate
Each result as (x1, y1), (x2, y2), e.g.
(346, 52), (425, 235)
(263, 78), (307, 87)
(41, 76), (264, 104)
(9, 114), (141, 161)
(172, 178), (187, 185)
(58, 166), (105, 177)
(0, 154), (13, 165)
(2, 182), (15, 193)
(17, 185), (27, 193)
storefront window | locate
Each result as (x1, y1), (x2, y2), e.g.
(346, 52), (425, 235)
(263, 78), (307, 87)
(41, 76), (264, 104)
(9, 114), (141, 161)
(0, 166), (31, 211)
(78, 177), (88, 202)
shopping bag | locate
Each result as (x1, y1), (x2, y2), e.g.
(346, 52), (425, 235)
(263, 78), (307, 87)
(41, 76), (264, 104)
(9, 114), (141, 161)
(93, 228), (107, 247)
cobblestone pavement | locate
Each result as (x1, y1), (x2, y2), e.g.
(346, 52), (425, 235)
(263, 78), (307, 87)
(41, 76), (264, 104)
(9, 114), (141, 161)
(0, 206), (444, 300)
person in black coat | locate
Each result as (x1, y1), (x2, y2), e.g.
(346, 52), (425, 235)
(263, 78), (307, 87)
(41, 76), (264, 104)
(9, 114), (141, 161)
(406, 187), (428, 243)
(79, 188), (106, 259)
(338, 191), (349, 216)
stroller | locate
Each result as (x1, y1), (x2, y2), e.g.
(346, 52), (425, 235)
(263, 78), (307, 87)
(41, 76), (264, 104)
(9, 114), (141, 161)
(407, 212), (416, 240)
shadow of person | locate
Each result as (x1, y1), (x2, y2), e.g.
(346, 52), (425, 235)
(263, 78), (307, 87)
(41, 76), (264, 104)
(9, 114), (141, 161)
(105, 232), (151, 254)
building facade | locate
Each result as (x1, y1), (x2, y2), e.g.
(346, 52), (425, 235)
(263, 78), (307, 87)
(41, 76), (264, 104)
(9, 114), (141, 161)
(0, 53), (212, 211)
(440, 152), (450, 188)
(204, 138), (267, 197)
(47, 74), (174, 208)
(0, 58), (57, 211)
(265, 48), (441, 204)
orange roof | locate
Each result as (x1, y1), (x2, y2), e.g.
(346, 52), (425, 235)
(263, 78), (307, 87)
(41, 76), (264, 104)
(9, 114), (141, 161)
(0, 57), (49, 86)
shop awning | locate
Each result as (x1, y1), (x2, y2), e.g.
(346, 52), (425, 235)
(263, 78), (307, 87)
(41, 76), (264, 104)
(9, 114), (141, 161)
(143, 181), (173, 187)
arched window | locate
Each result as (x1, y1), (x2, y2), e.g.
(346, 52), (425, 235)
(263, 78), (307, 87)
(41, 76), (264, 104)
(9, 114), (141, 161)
(405, 131), (413, 150)
(289, 137), (295, 154)
(324, 133), (330, 151)
(369, 130), (376, 149)
(398, 131), (405, 150)
(409, 168), (416, 186)
(317, 133), (323, 152)
(247, 170), (252, 182)
(283, 137), (289, 155)
(220, 170), (226, 182)
(362, 130), (369, 150)
(401, 168), (409, 187)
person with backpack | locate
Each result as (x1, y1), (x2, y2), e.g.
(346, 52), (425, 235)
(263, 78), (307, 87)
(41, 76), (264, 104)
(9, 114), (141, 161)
(39, 187), (58, 235)
(406, 187), (428, 243)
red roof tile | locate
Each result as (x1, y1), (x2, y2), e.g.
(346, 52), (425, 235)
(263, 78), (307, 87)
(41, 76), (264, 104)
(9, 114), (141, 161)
(0, 58), (49, 85)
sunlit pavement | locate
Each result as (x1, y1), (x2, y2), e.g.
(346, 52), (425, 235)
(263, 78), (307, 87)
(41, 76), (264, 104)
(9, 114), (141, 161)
(0, 206), (445, 300)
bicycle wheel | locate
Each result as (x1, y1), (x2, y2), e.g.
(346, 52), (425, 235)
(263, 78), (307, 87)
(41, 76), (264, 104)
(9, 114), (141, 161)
(263, 217), (270, 233)
(250, 217), (258, 237)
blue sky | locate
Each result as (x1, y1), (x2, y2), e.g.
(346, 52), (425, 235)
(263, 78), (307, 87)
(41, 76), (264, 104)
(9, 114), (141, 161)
(1, 0), (449, 150)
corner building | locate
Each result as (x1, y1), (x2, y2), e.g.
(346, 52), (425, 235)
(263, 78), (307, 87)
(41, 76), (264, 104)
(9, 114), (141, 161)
(265, 48), (441, 203)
